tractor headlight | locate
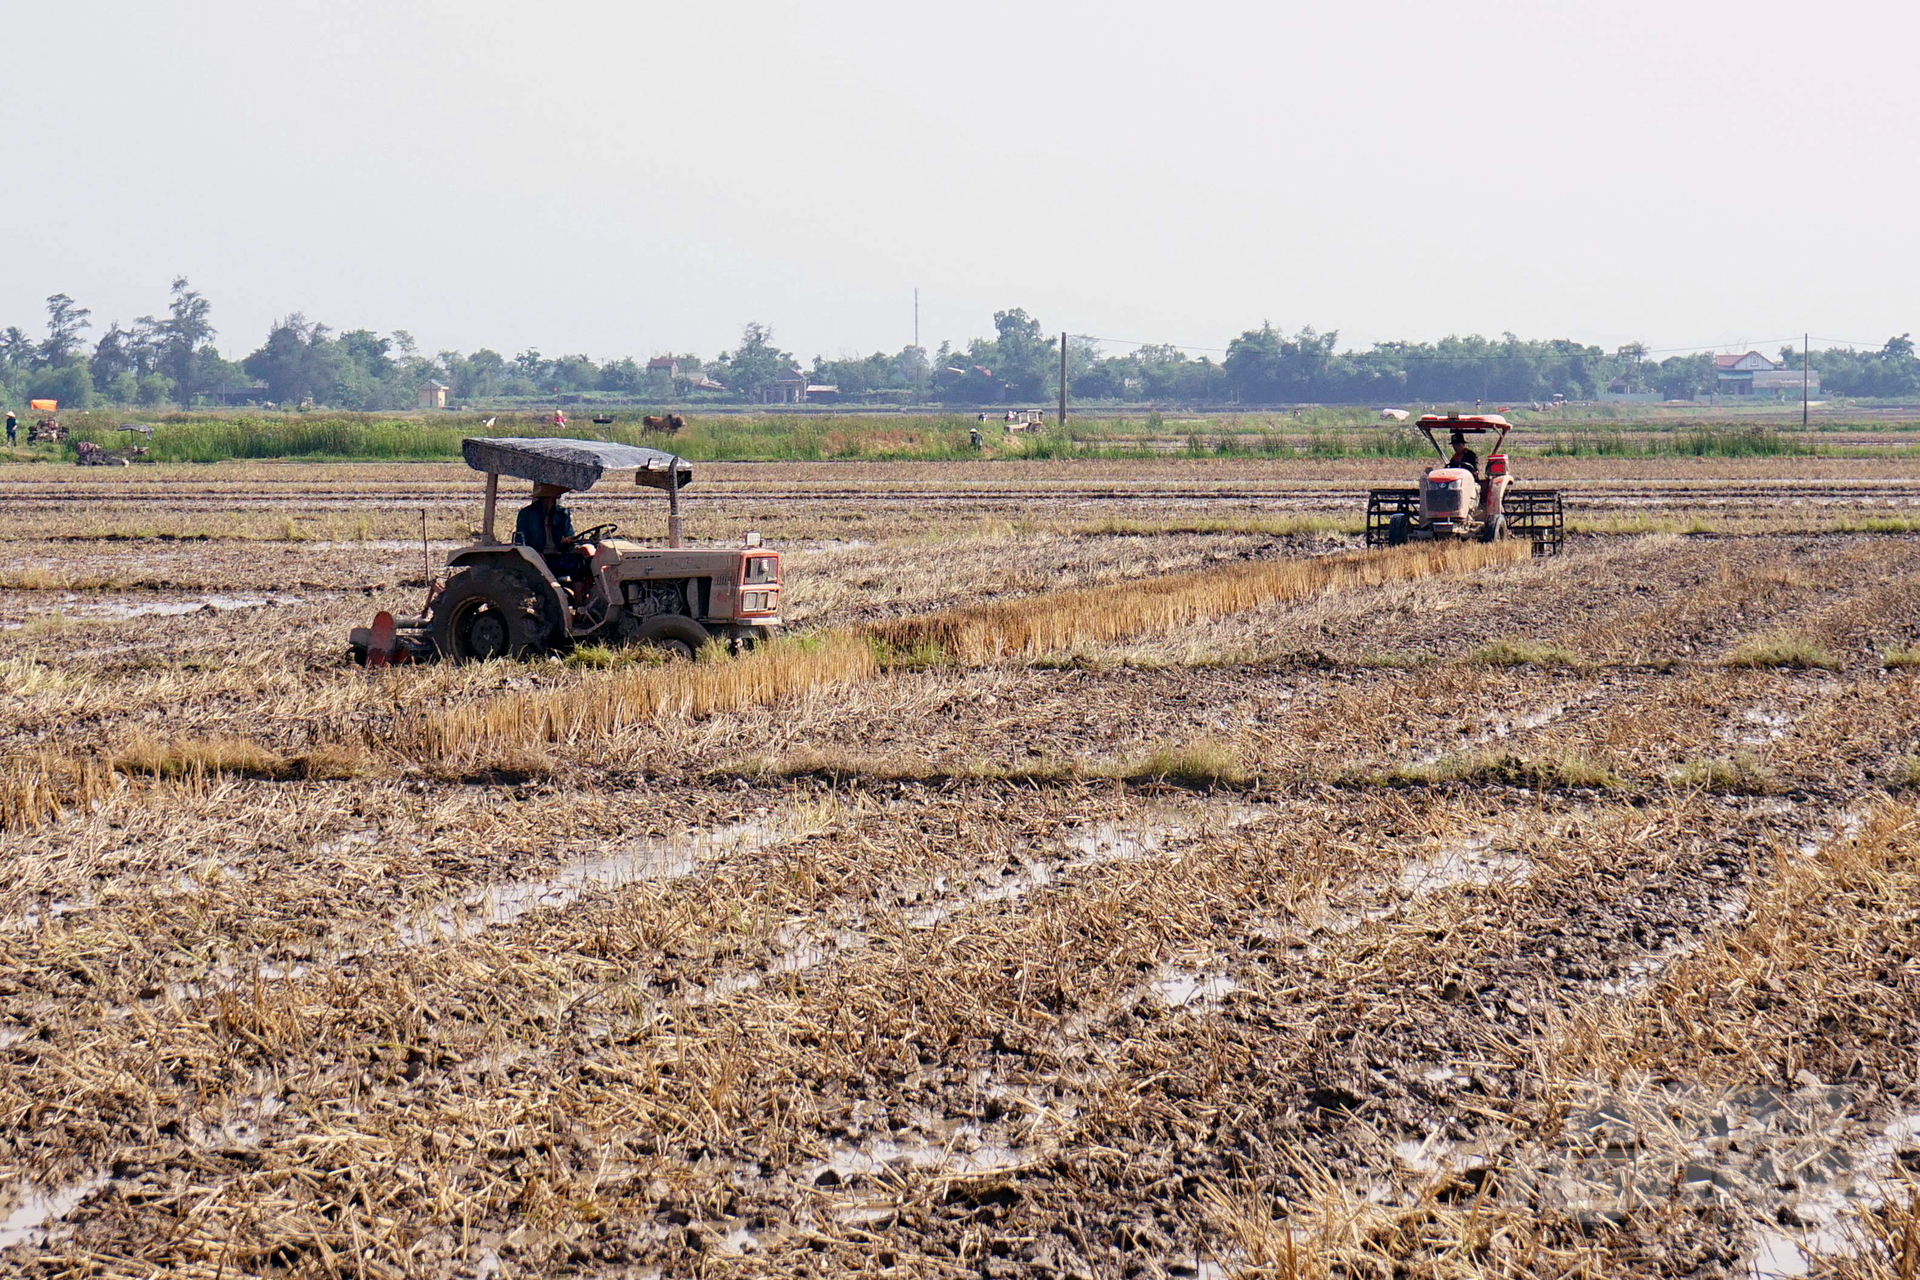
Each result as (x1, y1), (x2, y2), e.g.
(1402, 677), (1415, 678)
(741, 591), (772, 614)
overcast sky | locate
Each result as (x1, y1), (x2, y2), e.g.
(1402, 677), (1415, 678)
(6, 0), (1913, 364)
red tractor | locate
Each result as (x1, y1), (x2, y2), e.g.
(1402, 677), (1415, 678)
(1365, 414), (1564, 556)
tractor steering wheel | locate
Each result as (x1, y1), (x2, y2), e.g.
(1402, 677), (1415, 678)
(573, 523), (617, 546)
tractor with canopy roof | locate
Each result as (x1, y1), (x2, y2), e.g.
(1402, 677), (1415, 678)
(1364, 413), (1564, 556)
(349, 437), (782, 664)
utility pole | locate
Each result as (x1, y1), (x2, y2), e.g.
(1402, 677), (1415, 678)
(1058, 332), (1068, 429)
(913, 288), (919, 351)
(1803, 332), (1810, 427)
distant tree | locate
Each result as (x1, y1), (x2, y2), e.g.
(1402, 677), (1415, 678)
(340, 330), (395, 381)
(92, 323), (137, 387)
(716, 322), (793, 402)
(27, 361), (95, 408)
(159, 277), (214, 400)
(0, 326), (32, 375)
(98, 371), (139, 404)
(39, 293), (92, 367)
(990, 308), (1050, 400)
(598, 356), (644, 393)
(128, 316), (165, 377)
(136, 373), (173, 407)
(1224, 323), (1285, 402)
(243, 314), (345, 405)
(467, 349), (509, 397)
(1883, 333), (1915, 362)
(895, 344), (930, 397)
(550, 354), (599, 393)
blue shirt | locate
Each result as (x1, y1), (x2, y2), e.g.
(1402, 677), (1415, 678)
(514, 501), (574, 552)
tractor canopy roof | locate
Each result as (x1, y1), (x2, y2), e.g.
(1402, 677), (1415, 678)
(461, 437), (694, 493)
(1416, 413), (1511, 434)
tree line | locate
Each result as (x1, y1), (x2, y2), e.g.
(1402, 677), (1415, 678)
(5, 283), (1918, 410)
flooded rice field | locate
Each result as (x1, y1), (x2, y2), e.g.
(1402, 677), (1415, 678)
(1, 458), (1917, 1277)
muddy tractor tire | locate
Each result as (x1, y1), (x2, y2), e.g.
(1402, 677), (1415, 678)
(430, 570), (547, 662)
(633, 614), (711, 660)
(1386, 513), (1411, 547)
(1482, 514), (1510, 543)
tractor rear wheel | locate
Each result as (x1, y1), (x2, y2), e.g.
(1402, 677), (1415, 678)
(1386, 514), (1411, 546)
(633, 614), (710, 660)
(431, 571), (544, 662)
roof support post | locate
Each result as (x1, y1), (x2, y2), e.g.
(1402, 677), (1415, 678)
(666, 455), (683, 548)
(482, 471), (499, 543)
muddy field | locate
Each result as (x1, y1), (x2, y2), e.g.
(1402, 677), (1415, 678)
(2, 458), (1919, 1278)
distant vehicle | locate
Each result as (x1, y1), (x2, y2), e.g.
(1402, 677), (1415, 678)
(1364, 414), (1564, 556)
(350, 437), (781, 665)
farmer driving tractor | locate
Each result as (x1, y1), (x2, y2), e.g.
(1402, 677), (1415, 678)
(1446, 429), (1480, 478)
(515, 482), (592, 601)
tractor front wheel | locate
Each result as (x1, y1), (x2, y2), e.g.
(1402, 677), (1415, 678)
(1481, 515), (1511, 544)
(431, 571), (544, 662)
(1386, 514), (1411, 547)
(633, 614), (711, 660)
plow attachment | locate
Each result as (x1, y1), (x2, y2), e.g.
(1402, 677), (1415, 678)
(1364, 486), (1564, 556)
(1503, 489), (1564, 556)
(1365, 489), (1419, 548)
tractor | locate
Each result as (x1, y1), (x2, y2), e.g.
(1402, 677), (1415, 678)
(1365, 414), (1564, 556)
(349, 437), (782, 665)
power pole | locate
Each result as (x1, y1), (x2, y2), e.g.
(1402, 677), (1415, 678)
(913, 288), (919, 351)
(1058, 332), (1068, 429)
(1803, 332), (1810, 427)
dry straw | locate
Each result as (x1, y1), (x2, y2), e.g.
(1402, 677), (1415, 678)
(869, 540), (1527, 663)
(415, 631), (879, 763)
(419, 543), (1521, 766)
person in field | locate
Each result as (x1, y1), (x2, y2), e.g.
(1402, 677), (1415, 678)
(4, 411), (14, 446)
(1446, 430), (1480, 477)
(515, 482), (591, 600)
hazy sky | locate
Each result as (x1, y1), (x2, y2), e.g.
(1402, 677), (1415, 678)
(7, 0), (1914, 364)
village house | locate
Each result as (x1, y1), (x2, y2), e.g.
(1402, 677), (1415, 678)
(1714, 351), (1819, 396)
(416, 380), (449, 410)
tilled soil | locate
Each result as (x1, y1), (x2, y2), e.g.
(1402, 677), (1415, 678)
(2, 466), (1919, 1278)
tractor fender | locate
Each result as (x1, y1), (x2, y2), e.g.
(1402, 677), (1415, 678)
(444, 546), (568, 640)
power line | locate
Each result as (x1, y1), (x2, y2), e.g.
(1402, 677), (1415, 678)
(1812, 336), (1893, 350)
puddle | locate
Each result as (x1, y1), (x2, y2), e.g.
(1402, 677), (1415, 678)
(1317, 828), (1531, 939)
(0, 1175), (109, 1251)
(1738, 1109), (1920, 1276)
(169, 813), (801, 1001)
(1597, 892), (1748, 996)
(303, 539), (463, 552)
(0, 899), (83, 933)
(393, 815), (787, 949)
(906, 805), (1268, 932)
(713, 1225), (761, 1254)
(1397, 835), (1531, 894)
(812, 1135), (1033, 1186)
(1732, 707), (1799, 746)
(1408, 696), (1590, 768)
(74, 593), (303, 620)
(1152, 968), (1239, 1008)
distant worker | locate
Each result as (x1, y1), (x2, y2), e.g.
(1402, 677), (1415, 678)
(514, 482), (590, 602)
(4, 411), (14, 446)
(969, 427), (983, 449)
(552, 408), (567, 429)
(1446, 430), (1480, 478)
